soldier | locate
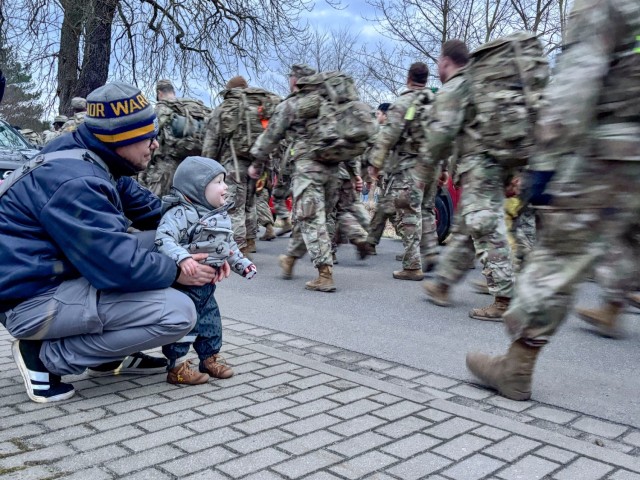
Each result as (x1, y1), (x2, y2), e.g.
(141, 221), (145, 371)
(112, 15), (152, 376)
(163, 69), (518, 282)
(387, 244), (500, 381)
(139, 79), (211, 197)
(466, 0), (640, 400)
(42, 115), (69, 144)
(422, 40), (515, 320)
(61, 97), (87, 132)
(249, 64), (346, 292)
(272, 140), (294, 236)
(368, 63), (444, 281)
(202, 76), (278, 257)
(255, 169), (276, 241)
(19, 128), (43, 147)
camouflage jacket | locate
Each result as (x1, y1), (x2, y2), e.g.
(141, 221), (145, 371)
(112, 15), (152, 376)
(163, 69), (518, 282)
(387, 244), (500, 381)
(61, 112), (86, 133)
(42, 130), (63, 145)
(531, 0), (640, 170)
(424, 69), (482, 174)
(369, 87), (432, 174)
(250, 93), (329, 173)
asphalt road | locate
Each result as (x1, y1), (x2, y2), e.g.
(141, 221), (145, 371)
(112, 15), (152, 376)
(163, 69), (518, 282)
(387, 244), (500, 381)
(216, 232), (640, 428)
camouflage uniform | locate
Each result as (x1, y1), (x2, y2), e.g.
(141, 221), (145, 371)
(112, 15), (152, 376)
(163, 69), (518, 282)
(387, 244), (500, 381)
(19, 129), (43, 147)
(369, 88), (441, 272)
(251, 92), (338, 267)
(273, 141), (294, 223)
(466, 0), (640, 401)
(327, 161), (369, 252)
(42, 115), (69, 144)
(425, 70), (514, 297)
(61, 111), (86, 133)
(138, 100), (180, 197)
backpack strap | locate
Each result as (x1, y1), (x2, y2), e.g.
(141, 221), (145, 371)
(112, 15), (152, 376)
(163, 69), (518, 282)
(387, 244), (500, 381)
(0, 149), (113, 201)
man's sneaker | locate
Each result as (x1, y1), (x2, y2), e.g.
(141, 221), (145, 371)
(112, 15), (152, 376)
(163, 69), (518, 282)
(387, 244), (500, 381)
(12, 340), (75, 403)
(200, 355), (234, 379)
(167, 360), (209, 385)
(88, 352), (168, 376)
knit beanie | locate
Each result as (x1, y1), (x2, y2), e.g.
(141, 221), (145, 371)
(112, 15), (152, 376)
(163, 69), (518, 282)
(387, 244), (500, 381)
(84, 82), (159, 148)
(225, 76), (248, 89)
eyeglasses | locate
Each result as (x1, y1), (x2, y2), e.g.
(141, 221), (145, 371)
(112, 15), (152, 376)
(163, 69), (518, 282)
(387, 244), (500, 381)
(148, 136), (158, 147)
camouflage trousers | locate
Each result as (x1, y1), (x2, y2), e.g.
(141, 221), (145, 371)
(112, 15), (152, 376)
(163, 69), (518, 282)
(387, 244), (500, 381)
(512, 206), (537, 272)
(593, 231), (640, 303)
(138, 156), (179, 197)
(285, 163), (340, 267)
(328, 178), (370, 250)
(505, 157), (640, 341)
(256, 187), (274, 227)
(367, 187), (402, 246)
(400, 164), (441, 270)
(435, 156), (514, 298)
(273, 173), (292, 222)
(224, 159), (257, 247)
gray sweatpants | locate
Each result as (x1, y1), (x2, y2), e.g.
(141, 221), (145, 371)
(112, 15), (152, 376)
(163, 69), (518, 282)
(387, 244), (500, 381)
(2, 232), (196, 375)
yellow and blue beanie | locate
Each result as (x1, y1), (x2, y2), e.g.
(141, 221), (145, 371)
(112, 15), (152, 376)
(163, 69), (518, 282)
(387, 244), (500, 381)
(85, 82), (159, 148)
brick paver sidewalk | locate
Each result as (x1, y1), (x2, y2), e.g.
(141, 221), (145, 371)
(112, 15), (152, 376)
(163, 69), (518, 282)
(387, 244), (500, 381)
(1, 319), (639, 480)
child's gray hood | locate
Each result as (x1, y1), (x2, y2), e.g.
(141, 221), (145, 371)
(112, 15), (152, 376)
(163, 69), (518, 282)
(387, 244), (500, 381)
(172, 156), (227, 210)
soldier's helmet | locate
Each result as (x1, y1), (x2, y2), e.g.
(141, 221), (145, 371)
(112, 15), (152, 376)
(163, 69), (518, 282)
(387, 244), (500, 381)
(53, 115), (69, 125)
(289, 64), (316, 78)
(156, 79), (175, 91)
(70, 97), (87, 111)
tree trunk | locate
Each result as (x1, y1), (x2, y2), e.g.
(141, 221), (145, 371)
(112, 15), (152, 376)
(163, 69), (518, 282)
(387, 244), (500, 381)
(57, 0), (84, 115)
(76, 0), (118, 99)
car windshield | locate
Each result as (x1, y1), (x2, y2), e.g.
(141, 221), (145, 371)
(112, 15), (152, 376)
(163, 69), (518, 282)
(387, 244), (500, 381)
(0, 122), (32, 149)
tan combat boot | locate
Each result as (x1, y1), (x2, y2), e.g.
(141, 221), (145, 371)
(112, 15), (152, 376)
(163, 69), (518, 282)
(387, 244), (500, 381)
(279, 255), (297, 279)
(422, 255), (437, 273)
(260, 224), (276, 241)
(423, 281), (451, 307)
(393, 269), (424, 281)
(353, 240), (373, 260)
(167, 360), (209, 385)
(466, 340), (542, 401)
(469, 297), (510, 321)
(575, 302), (623, 338)
(240, 245), (253, 261)
(246, 238), (257, 253)
(627, 292), (640, 310)
(276, 218), (293, 236)
(470, 278), (490, 295)
(305, 265), (336, 292)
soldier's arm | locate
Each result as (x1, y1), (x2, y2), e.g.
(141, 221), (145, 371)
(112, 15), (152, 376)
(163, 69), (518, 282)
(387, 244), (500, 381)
(530, 0), (619, 171)
(202, 109), (221, 159)
(369, 102), (406, 170)
(425, 78), (467, 162)
(250, 100), (292, 168)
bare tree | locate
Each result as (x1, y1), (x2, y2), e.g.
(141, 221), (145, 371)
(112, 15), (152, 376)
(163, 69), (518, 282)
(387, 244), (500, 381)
(2, 0), (329, 114)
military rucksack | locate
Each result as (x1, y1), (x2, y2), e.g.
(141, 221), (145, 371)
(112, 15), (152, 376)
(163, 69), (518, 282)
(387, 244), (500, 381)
(157, 98), (212, 160)
(295, 71), (377, 164)
(466, 32), (549, 168)
(217, 88), (281, 157)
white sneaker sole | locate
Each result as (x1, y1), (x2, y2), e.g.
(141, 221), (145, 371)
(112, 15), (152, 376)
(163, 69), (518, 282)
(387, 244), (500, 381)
(12, 341), (75, 403)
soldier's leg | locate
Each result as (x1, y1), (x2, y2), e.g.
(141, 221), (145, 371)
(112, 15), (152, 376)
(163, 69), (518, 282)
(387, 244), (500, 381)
(139, 156), (179, 197)
(273, 174), (292, 222)
(420, 166), (442, 271)
(393, 172), (423, 274)
(366, 191), (395, 246)
(226, 169), (248, 249)
(337, 179), (368, 245)
(513, 206), (537, 272)
(256, 188), (274, 227)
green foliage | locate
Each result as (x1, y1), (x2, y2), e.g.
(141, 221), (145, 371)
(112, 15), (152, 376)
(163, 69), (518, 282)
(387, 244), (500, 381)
(0, 41), (48, 132)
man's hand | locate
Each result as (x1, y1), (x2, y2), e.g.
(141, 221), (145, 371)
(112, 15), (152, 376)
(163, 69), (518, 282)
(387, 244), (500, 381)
(353, 175), (364, 193)
(178, 257), (199, 277)
(176, 253), (217, 286)
(438, 171), (450, 187)
(368, 166), (379, 181)
(248, 164), (261, 180)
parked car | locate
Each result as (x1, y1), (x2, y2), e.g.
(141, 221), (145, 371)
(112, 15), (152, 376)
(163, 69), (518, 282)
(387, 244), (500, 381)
(0, 119), (40, 180)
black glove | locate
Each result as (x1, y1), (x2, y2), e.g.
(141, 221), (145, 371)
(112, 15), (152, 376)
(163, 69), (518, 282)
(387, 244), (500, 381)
(520, 170), (555, 206)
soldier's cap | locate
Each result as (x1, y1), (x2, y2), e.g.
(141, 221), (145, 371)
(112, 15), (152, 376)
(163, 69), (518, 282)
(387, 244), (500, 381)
(289, 64), (316, 78)
(225, 75), (248, 89)
(70, 97), (87, 111)
(156, 79), (174, 91)
(53, 115), (68, 124)
(84, 82), (159, 148)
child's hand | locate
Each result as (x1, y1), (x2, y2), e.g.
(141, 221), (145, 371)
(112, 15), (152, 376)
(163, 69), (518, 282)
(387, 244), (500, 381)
(244, 264), (257, 279)
(179, 257), (200, 277)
